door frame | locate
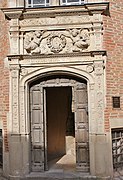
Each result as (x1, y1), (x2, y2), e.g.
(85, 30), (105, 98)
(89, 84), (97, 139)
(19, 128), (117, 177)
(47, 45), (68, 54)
(9, 64), (107, 176)
(42, 82), (75, 171)
(29, 77), (89, 172)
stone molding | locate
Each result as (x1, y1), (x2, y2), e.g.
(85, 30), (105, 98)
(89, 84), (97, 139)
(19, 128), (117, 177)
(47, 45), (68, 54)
(16, 61), (104, 135)
(2, 2), (109, 20)
(7, 50), (106, 60)
(19, 16), (92, 27)
(2, 8), (24, 20)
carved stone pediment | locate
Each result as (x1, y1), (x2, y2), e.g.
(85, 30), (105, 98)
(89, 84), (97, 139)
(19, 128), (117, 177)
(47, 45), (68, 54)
(24, 28), (90, 55)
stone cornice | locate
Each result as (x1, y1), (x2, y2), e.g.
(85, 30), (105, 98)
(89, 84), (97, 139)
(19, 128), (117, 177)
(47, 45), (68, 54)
(1, 8), (24, 20)
(2, 2), (109, 20)
(7, 51), (107, 61)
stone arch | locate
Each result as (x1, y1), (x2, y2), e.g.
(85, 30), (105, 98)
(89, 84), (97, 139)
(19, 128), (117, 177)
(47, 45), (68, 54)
(18, 66), (96, 175)
(19, 67), (95, 136)
(20, 66), (94, 87)
(28, 71), (89, 172)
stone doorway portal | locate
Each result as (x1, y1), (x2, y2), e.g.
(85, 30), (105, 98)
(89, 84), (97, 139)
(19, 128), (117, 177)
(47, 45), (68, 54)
(30, 76), (89, 173)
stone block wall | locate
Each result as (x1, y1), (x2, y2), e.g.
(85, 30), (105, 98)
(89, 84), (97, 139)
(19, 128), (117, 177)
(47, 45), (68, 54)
(0, 0), (9, 152)
(103, 0), (123, 132)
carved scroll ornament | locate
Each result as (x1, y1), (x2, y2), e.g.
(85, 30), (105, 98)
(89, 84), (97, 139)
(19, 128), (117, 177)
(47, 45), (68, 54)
(24, 28), (90, 54)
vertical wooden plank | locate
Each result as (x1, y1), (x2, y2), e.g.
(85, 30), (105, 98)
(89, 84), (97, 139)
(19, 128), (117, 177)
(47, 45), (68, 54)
(74, 82), (89, 172)
(30, 84), (44, 172)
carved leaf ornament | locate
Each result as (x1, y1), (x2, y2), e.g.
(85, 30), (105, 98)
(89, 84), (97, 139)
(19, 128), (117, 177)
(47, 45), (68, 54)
(24, 29), (90, 54)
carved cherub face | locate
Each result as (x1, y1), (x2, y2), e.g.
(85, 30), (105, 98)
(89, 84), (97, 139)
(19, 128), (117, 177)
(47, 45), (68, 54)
(34, 30), (42, 38)
(80, 29), (89, 40)
(71, 29), (79, 37)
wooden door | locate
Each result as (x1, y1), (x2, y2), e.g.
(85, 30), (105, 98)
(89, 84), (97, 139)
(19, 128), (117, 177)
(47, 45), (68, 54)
(30, 78), (89, 172)
(74, 82), (89, 172)
(30, 84), (44, 171)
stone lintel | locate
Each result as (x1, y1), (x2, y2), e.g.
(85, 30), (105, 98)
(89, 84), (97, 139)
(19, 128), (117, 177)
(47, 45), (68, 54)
(7, 50), (107, 61)
(2, 2), (109, 20)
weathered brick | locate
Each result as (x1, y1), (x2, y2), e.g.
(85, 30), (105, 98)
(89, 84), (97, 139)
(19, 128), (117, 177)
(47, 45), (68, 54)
(103, 0), (123, 132)
(0, 0), (9, 151)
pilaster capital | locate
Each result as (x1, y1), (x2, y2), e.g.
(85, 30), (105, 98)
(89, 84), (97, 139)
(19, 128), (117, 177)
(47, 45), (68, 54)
(9, 64), (20, 71)
(8, 56), (21, 71)
(94, 61), (105, 75)
(9, 63), (20, 71)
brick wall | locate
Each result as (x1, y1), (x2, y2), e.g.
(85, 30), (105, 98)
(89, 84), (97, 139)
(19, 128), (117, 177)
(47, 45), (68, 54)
(103, 1), (123, 132)
(0, 0), (9, 151)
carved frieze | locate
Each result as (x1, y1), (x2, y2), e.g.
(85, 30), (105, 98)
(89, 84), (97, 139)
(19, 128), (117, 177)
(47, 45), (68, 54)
(20, 16), (91, 27)
(24, 28), (90, 55)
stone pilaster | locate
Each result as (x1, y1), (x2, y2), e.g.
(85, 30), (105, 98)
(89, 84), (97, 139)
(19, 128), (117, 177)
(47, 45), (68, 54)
(94, 61), (105, 134)
(9, 59), (23, 179)
(93, 61), (112, 177)
(10, 61), (20, 134)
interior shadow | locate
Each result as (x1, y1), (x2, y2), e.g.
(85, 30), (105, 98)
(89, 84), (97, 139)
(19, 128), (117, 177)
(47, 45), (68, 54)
(46, 86), (76, 171)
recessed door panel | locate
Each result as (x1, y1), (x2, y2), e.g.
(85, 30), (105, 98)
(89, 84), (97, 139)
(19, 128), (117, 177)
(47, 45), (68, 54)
(30, 85), (44, 171)
(74, 83), (89, 172)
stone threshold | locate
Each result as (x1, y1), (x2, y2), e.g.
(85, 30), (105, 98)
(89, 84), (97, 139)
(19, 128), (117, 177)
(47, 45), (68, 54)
(19, 171), (111, 180)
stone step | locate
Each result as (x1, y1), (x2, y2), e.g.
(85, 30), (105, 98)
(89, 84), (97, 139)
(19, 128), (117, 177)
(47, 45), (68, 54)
(21, 178), (97, 180)
(20, 173), (111, 180)
(21, 178), (110, 180)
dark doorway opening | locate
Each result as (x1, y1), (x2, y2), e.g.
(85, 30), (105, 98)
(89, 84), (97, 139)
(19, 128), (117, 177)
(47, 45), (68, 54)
(46, 87), (76, 171)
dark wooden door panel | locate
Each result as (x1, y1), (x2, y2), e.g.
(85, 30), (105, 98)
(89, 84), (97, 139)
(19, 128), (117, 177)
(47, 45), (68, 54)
(30, 85), (44, 171)
(74, 83), (89, 172)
